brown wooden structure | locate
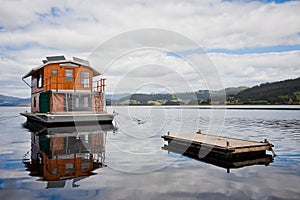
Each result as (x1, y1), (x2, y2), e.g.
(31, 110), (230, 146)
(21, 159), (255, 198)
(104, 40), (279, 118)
(22, 55), (106, 113)
(162, 131), (275, 160)
(21, 56), (113, 126)
(162, 145), (273, 173)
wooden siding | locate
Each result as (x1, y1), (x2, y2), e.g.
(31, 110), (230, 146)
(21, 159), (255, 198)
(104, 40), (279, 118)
(42, 153), (94, 181)
(43, 63), (93, 92)
(29, 62), (104, 113)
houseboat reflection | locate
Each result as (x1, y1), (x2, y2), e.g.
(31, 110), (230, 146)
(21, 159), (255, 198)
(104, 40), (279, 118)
(23, 123), (115, 188)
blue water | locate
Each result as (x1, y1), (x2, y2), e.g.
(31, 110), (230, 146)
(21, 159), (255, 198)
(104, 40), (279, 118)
(0, 106), (299, 199)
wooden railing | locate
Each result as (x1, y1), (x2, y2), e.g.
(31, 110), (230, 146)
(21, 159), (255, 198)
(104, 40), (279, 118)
(43, 76), (106, 93)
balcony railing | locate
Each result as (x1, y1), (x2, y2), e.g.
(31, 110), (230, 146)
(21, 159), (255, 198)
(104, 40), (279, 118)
(43, 76), (106, 93)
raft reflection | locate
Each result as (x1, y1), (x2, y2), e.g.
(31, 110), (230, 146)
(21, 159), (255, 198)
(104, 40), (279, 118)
(23, 123), (115, 188)
(162, 143), (273, 173)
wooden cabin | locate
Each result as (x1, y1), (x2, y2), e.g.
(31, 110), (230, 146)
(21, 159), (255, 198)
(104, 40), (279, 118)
(22, 56), (106, 114)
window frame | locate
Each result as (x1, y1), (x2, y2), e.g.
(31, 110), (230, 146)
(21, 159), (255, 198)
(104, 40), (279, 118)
(80, 71), (90, 88)
(65, 69), (73, 81)
(37, 72), (43, 88)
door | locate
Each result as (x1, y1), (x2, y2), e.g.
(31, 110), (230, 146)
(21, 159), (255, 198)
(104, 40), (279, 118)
(39, 91), (50, 113)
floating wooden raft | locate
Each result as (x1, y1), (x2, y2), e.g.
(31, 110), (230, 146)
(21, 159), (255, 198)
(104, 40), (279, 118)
(162, 131), (275, 159)
(162, 145), (273, 173)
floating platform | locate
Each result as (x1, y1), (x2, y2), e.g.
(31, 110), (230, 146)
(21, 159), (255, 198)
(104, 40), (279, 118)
(21, 112), (114, 127)
(162, 131), (275, 160)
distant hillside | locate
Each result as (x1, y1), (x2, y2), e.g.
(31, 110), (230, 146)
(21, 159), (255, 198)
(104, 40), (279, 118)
(110, 87), (248, 105)
(235, 77), (300, 104)
(106, 93), (130, 100)
(225, 86), (249, 96)
(176, 90), (210, 104)
(109, 77), (300, 105)
(118, 93), (182, 105)
(0, 94), (30, 106)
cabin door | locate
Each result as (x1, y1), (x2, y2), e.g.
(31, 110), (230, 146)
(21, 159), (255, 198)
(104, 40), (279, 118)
(40, 91), (50, 113)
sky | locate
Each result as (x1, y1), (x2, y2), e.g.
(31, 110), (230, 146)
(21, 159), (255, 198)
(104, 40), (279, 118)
(0, 0), (299, 98)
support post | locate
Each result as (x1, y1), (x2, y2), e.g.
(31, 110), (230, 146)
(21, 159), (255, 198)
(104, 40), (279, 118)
(56, 76), (58, 92)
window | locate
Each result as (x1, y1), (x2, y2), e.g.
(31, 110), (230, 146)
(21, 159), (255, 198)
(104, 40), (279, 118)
(81, 72), (90, 88)
(75, 97), (79, 108)
(52, 69), (58, 75)
(33, 97), (36, 108)
(83, 96), (89, 107)
(52, 168), (57, 175)
(65, 69), (73, 81)
(37, 72), (43, 88)
(65, 163), (74, 174)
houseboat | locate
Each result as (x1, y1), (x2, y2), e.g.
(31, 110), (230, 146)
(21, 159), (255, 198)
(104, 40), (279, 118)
(21, 55), (114, 126)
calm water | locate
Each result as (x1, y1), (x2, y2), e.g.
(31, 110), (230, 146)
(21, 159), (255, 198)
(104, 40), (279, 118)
(0, 106), (299, 200)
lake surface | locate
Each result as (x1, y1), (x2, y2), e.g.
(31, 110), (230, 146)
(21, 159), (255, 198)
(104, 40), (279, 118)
(0, 106), (299, 200)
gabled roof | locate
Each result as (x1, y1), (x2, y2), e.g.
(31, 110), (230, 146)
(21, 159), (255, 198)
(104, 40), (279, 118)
(22, 56), (101, 79)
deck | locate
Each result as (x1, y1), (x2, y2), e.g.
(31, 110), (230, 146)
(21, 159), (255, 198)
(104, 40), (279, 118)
(162, 131), (274, 159)
(21, 112), (114, 127)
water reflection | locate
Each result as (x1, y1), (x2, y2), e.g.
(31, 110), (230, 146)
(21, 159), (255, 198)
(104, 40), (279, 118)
(22, 123), (115, 188)
(162, 143), (273, 173)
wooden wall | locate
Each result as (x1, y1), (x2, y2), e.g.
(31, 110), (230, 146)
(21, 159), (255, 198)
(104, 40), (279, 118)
(42, 63), (93, 92)
(30, 63), (96, 113)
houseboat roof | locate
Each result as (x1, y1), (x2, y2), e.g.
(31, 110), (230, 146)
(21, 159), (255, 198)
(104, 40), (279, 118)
(23, 56), (101, 79)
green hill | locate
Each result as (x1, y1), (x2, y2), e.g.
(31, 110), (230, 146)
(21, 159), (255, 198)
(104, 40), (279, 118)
(225, 86), (249, 96)
(108, 78), (300, 105)
(118, 93), (183, 105)
(235, 77), (300, 104)
(114, 88), (245, 105)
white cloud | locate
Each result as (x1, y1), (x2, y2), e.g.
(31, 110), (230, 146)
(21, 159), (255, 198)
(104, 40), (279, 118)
(209, 50), (300, 87)
(0, 0), (299, 97)
(100, 49), (207, 94)
(1, 0), (299, 49)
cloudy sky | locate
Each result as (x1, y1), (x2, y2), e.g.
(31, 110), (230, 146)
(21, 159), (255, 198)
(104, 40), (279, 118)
(0, 0), (299, 98)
